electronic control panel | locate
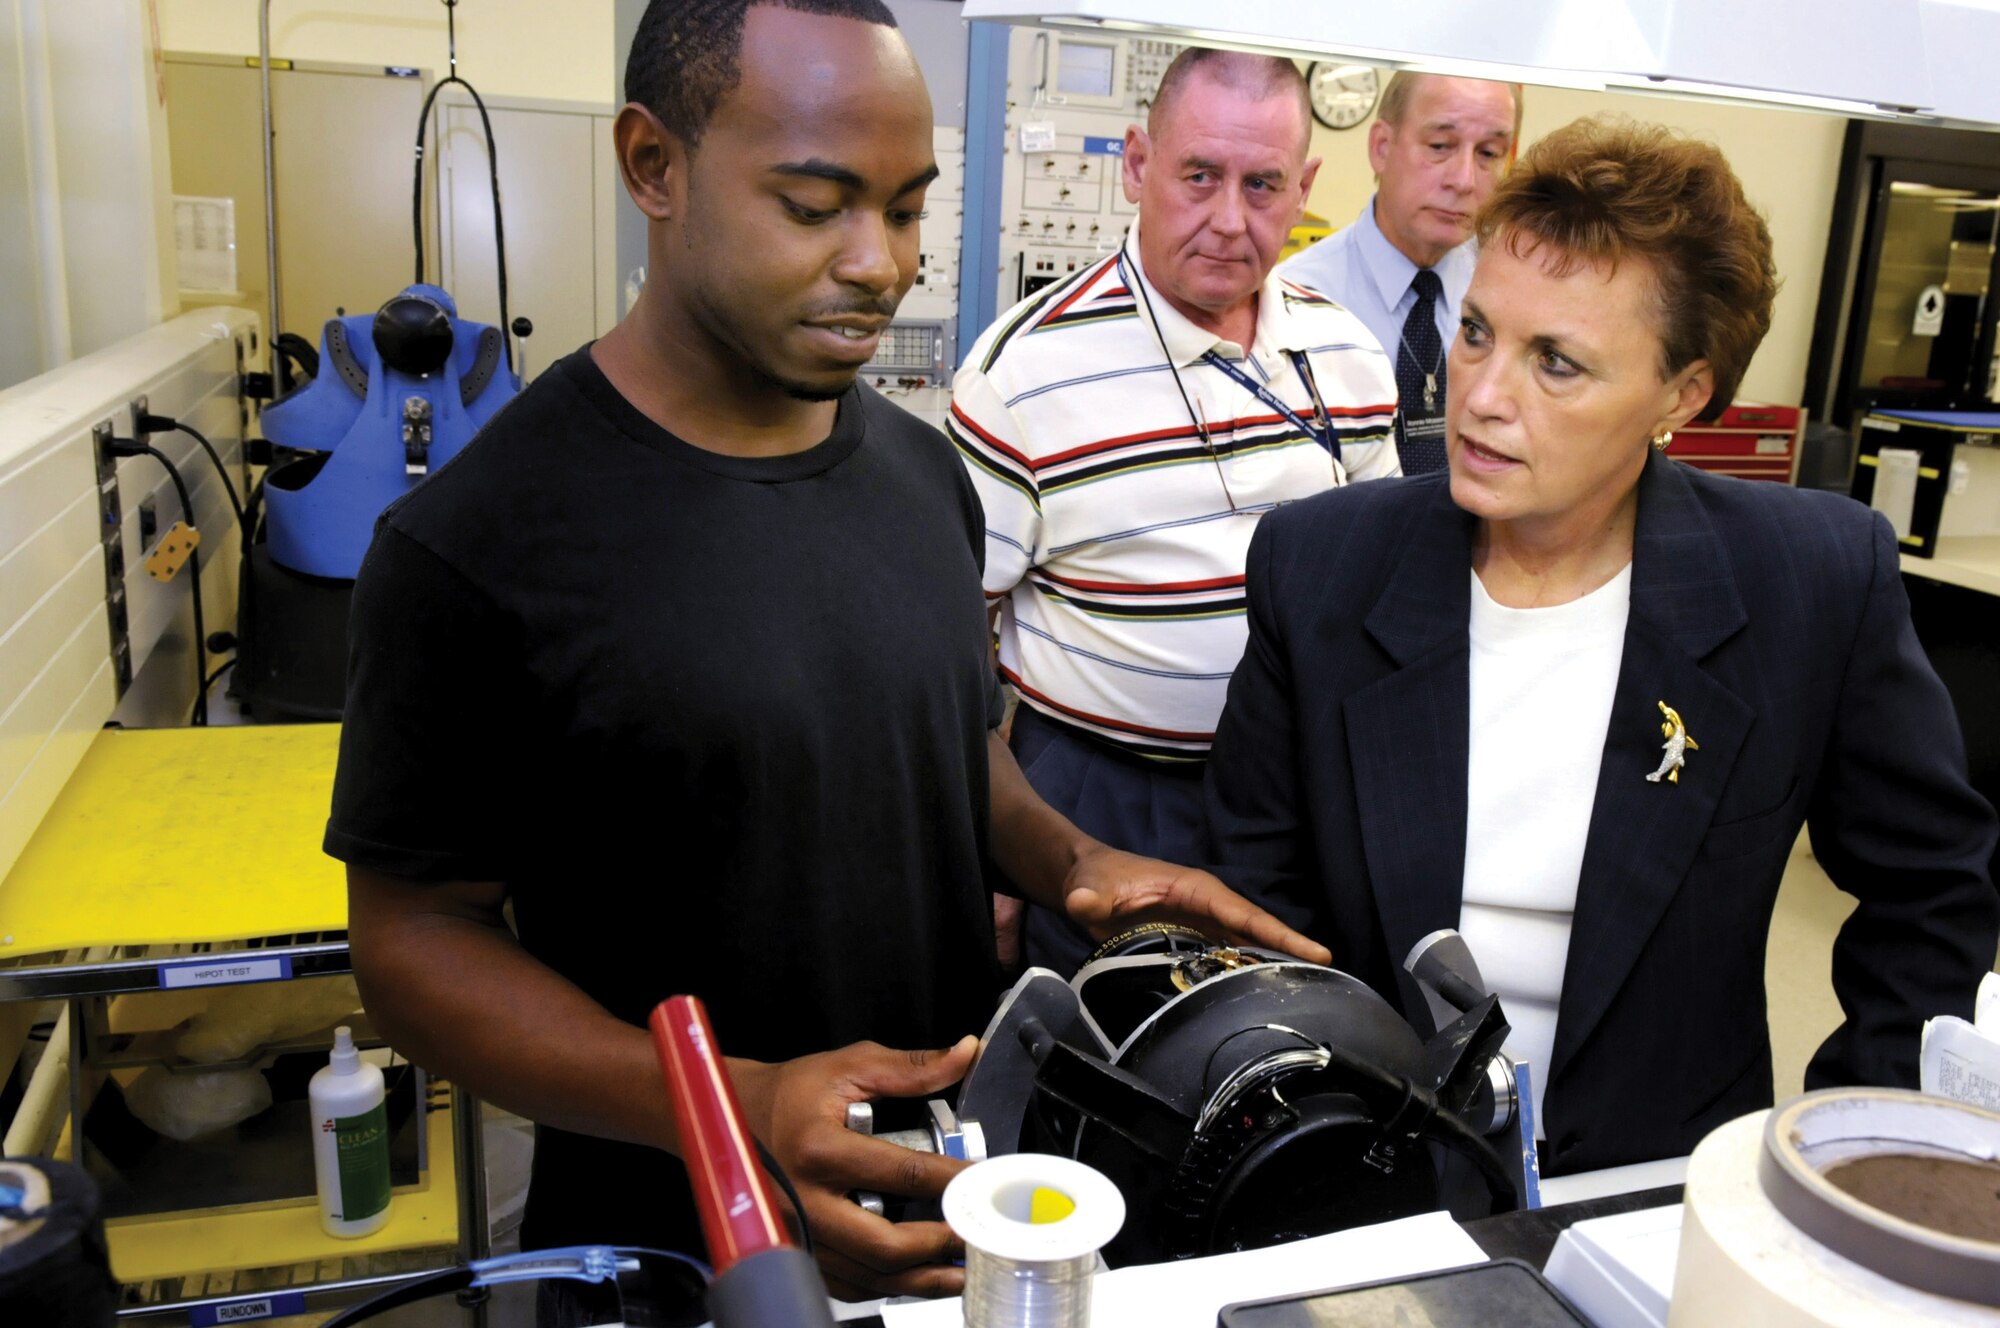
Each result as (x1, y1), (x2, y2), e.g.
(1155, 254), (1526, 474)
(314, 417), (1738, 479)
(997, 30), (1185, 311)
(864, 126), (964, 389)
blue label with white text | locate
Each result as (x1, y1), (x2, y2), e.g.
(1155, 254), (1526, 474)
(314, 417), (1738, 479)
(192, 1292), (307, 1326)
(1082, 136), (1124, 157)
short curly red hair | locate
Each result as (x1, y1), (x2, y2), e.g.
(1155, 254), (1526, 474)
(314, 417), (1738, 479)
(1474, 117), (1779, 422)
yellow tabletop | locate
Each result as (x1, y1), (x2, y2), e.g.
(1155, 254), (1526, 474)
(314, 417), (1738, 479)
(0, 724), (346, 958)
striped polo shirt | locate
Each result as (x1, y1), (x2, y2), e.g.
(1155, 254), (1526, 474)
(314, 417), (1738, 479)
(950, 229), (1400, 761)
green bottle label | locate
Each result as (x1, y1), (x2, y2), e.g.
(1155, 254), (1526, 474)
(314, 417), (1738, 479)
(330, 1100), (391, 1221)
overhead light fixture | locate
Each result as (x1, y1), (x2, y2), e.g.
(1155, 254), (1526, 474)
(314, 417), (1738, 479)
(1918, 0), (2000, 127)
(963, 0), (1967, 125)
(1890, 183), (1981, 197)
(1010, 13), (1612, 93)
(1600, 75), (1931, 122)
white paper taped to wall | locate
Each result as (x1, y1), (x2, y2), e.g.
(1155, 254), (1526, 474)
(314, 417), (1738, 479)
(1870, 446), (1922, 540)
(173, 195), (236, 294)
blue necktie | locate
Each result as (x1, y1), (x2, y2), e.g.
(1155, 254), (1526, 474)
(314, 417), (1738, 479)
(1395, 269), (1448, 476)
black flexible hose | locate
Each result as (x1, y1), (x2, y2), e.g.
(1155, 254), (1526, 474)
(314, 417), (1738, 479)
(408, 0), (512, 371)
(193, 657), (238, 725)
(314, 1266), (474, 1328)
(754, 1138), (815, 1256)
(1315, 1041), (1519, 1211)
(312, 1248), (712, 1328)
(143, 417), (244, 530)
(1424, 1095), (1522, 1213)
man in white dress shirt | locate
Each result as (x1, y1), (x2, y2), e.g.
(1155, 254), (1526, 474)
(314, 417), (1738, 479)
(1280, 74), (1519, 475)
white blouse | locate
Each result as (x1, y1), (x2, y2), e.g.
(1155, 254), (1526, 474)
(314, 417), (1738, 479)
(1460, 562), (1632, 1136)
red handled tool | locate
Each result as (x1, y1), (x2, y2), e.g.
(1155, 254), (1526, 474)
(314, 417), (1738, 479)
(649, 995), (835, 1327)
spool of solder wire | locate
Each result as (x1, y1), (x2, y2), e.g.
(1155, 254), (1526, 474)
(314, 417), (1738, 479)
(943, 1153), (1125, 1328)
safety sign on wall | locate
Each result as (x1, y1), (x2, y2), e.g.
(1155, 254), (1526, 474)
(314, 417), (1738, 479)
(1913, 284), (1946, 337)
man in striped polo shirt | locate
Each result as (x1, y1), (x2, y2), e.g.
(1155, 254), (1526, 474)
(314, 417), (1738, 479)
(951, 49), (1401, 975)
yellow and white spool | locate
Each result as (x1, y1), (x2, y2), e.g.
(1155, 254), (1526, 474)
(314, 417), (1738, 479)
(942, 1153), (1126, 1328)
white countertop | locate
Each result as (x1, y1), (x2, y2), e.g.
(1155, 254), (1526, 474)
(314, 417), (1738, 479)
(1902, 536), (2000, 598)
(878, 1211), (1485, 1327)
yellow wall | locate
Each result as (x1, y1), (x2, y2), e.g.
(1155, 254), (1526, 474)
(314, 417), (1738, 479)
(1304, 85), (1846, 410)
(156, 0), (616, 106)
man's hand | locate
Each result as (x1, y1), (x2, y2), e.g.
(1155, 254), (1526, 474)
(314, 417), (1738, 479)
(1061, 847), (1332, 965)
(987, 731), (1329, 966)
(993, 892), (1026, 973)
(732, 1037), (978, 1300)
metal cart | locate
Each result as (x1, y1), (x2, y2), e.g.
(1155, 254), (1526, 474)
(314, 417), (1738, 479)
(0, 723), (489, 1324)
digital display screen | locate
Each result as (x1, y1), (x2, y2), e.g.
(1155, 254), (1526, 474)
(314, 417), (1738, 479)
(1056, 40), (1117, 98)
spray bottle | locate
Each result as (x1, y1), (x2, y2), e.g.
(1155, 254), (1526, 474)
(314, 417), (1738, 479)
(309, 1025), (391, 1237)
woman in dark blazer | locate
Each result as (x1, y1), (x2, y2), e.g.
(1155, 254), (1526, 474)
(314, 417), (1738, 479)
(1204, 117), (2000, 1177)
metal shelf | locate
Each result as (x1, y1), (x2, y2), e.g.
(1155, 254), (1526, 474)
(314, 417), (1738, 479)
(0, 725), (488, 1326)
(108, 1090), (464, 1319)
(0, 936), (353, 1003)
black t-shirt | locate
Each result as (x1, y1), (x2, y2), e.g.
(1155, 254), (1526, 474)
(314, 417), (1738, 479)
(325, 346), (1005, 1253)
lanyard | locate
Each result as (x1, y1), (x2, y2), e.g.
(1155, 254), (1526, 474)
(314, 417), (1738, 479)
(1118, 247), (1345, 471)
(1198, 349), (1343, 467)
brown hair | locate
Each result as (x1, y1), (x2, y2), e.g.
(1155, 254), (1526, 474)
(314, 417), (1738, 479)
(1475, 116), (1778, 422)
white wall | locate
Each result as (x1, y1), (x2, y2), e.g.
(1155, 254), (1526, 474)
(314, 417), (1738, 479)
(157, 0), (617, 106)
(0, 0), (182, 393)
(1304, 84), (1847, 410)
(47, 0), (183, 359)
(0, 0), (59, 389)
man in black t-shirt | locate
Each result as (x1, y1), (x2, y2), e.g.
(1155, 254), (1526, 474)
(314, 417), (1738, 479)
(326, 0), (1328, 1303)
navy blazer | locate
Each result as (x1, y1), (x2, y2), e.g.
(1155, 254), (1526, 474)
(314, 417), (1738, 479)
(1204, 452), (2000, 1175)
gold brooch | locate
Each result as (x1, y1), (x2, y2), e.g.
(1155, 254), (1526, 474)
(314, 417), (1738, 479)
(1645, 701), (1697, 784)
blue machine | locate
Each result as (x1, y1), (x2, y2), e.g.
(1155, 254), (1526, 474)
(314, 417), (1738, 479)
(233, 284), (521, 719)
(232, 0), (526, 720)
(259, 283), (520, 580)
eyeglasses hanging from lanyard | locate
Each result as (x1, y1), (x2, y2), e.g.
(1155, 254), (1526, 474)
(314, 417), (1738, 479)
(1126, 254), (1345, 514)
(1183, 350), (1344, 513)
